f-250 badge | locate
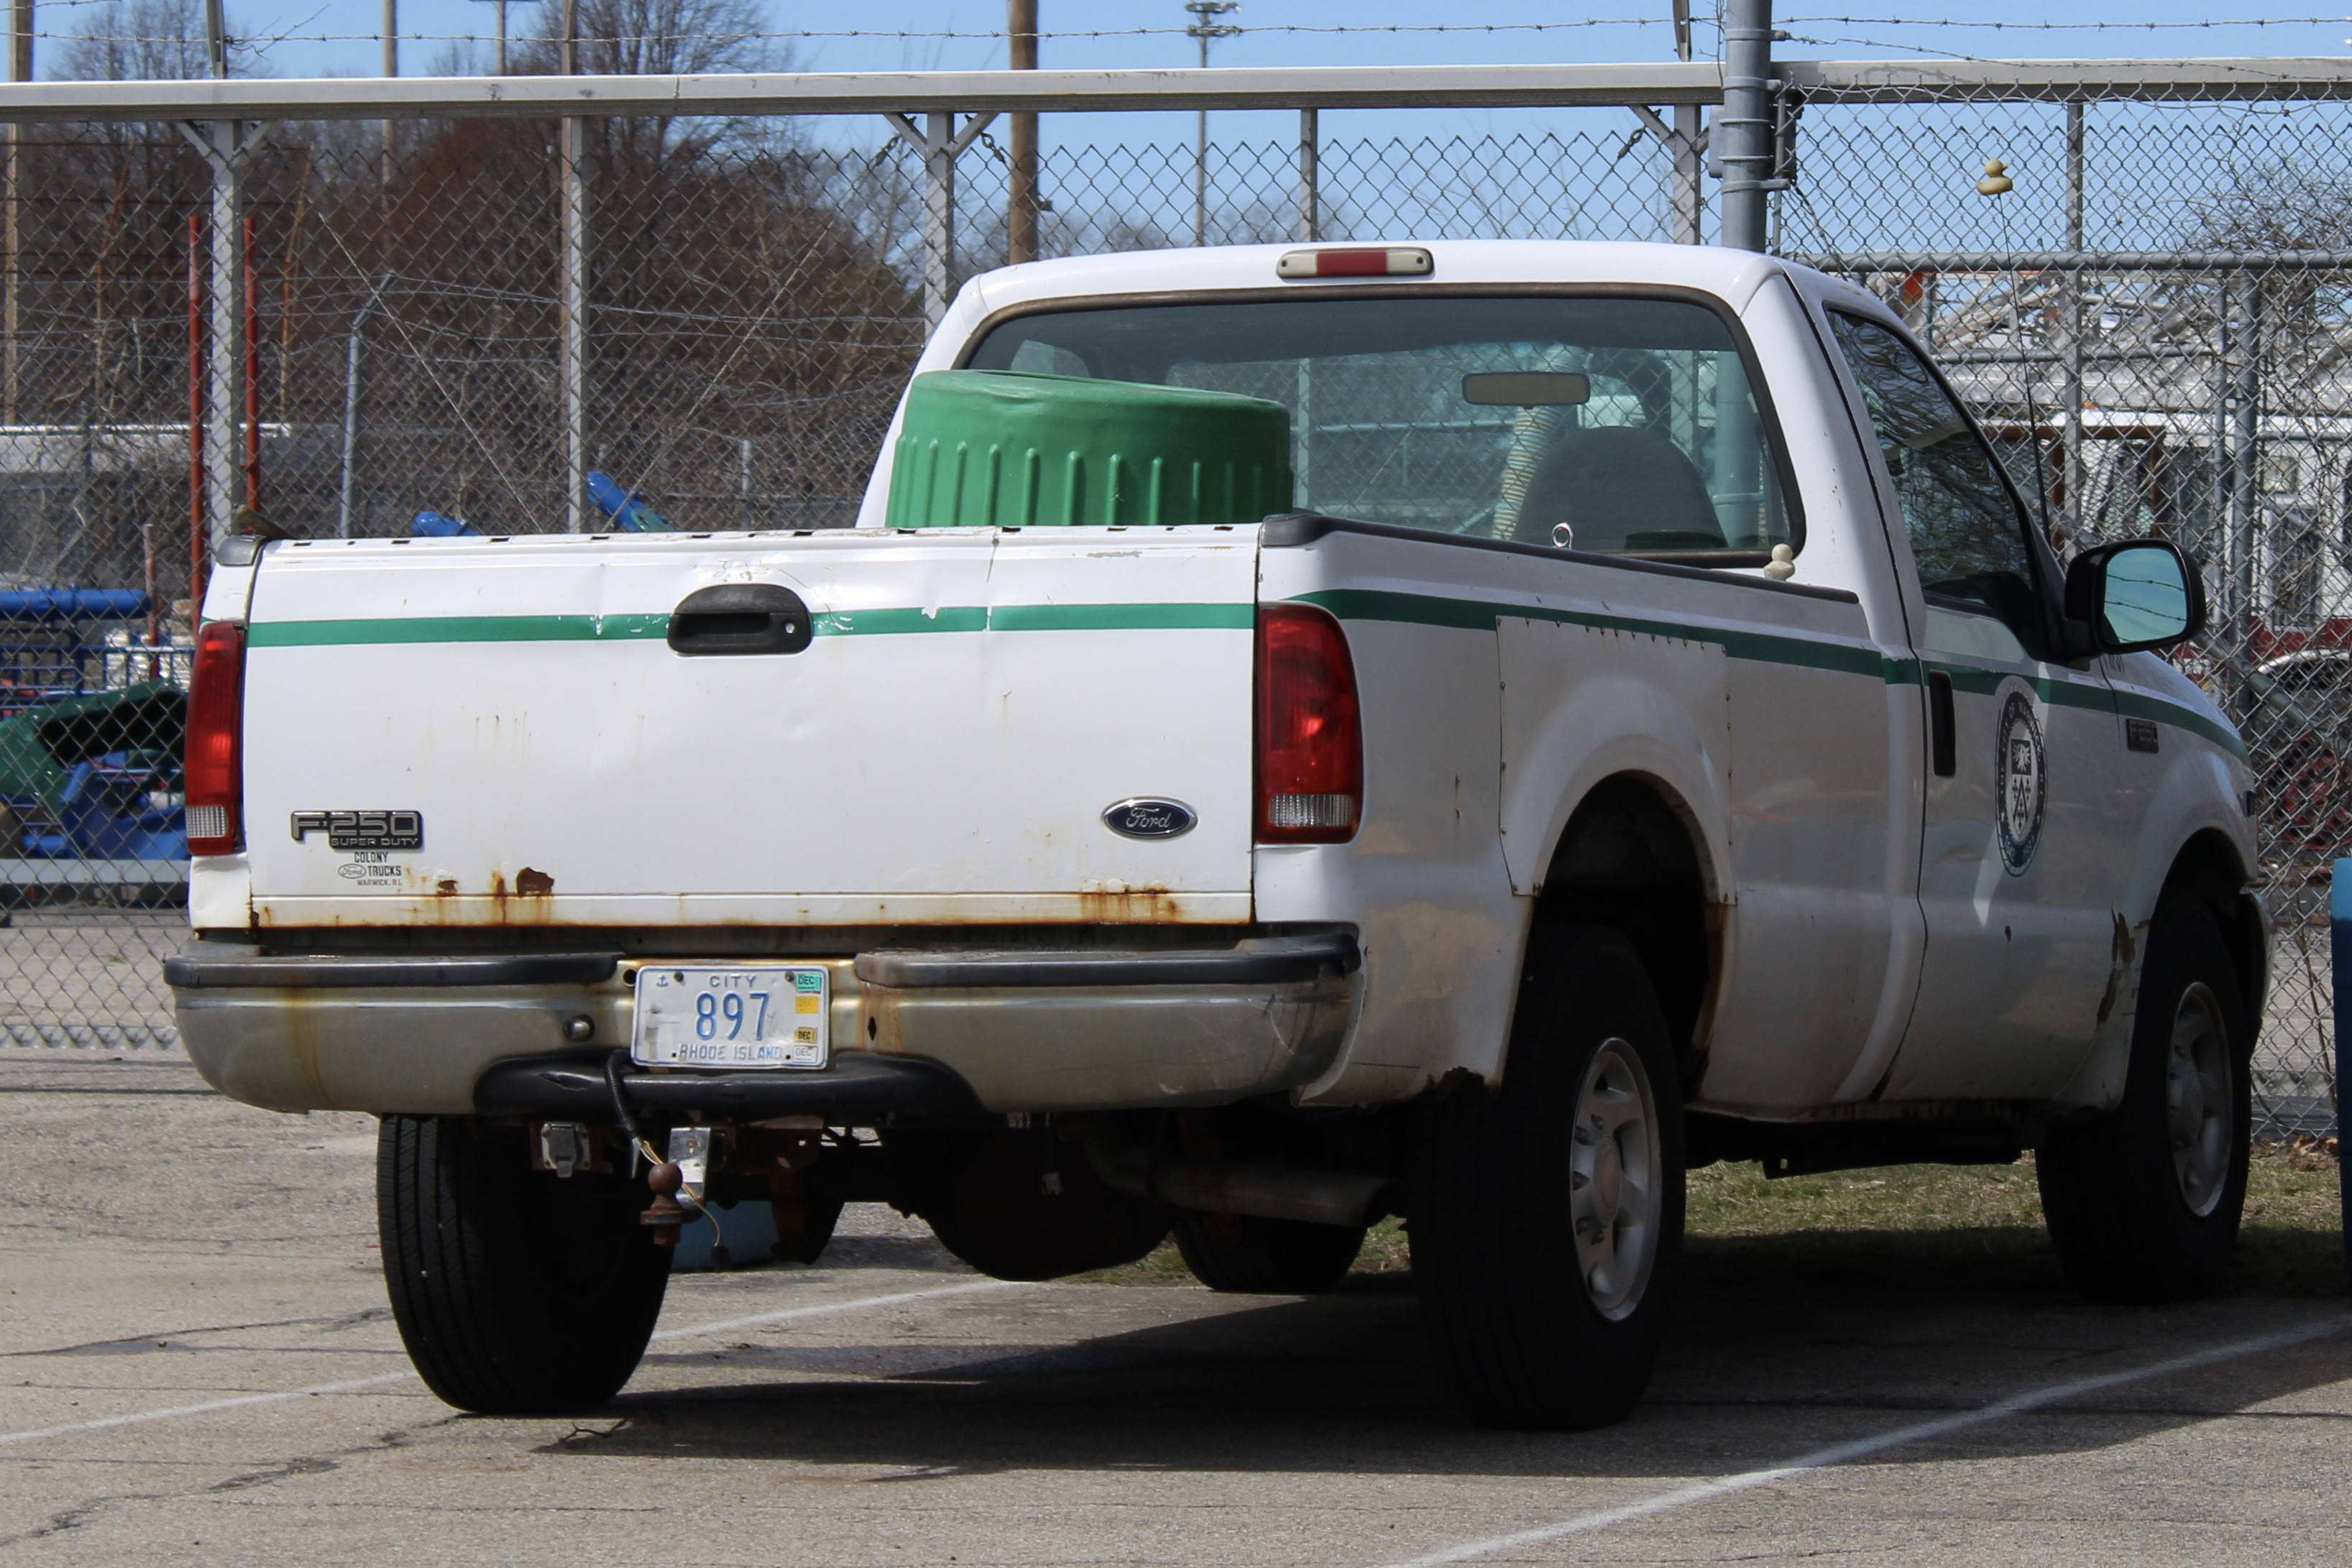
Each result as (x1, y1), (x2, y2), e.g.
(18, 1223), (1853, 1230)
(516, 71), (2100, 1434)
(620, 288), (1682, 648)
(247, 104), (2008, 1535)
(291, 810), (424, 851)
(1994, 690), (2045, 876)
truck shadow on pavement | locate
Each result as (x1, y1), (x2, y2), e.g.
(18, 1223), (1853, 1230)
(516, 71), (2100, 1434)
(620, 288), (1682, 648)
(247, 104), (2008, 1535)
(563, 1227), (2352, 1480)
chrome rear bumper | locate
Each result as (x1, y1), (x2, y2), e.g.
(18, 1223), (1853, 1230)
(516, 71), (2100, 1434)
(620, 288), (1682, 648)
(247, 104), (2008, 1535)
(166, 932), (1358, 1117)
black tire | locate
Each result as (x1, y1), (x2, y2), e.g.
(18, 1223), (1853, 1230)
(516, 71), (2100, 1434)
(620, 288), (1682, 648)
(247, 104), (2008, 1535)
(910, 1126), (1171, 1281)
(1411, 924), (1686, 1431)
(378, 1115), (671, 1414)
(1172, 1211), (1366, 1293)
(2037, 895), (2250, 1301)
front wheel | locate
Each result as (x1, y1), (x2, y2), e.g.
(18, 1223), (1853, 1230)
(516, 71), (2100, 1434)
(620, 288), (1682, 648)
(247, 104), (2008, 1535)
(1411, 925), (1686, 1430)
(378, 1116), (671, 1414)
(2037, 895), (2251, 1301)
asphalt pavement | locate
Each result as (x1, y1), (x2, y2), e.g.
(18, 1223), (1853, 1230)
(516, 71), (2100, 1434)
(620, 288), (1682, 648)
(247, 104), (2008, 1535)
(0, 1051), (2345, 1565)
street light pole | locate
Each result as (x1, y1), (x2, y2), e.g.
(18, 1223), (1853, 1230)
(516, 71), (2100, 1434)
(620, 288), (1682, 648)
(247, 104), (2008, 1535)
(1183, 1), (1239, 246)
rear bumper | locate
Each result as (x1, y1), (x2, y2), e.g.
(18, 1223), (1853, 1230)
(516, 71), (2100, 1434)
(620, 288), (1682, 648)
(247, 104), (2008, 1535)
(166, 931), (1359, 1117)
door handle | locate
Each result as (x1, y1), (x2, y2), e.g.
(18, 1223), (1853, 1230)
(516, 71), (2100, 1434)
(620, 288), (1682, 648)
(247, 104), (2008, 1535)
(1927, 670), (1957, 778)
(667, 584), (814, 656)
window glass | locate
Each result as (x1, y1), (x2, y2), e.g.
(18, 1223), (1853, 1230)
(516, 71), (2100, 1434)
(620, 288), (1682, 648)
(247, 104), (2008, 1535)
(1828, 312), (2042, 643)
(965, 295), (1794, 561)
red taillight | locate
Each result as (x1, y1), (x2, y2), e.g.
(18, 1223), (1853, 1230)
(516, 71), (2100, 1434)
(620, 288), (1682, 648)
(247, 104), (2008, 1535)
(185, 621), (246, 855)
(1254, 604), (1363, 844)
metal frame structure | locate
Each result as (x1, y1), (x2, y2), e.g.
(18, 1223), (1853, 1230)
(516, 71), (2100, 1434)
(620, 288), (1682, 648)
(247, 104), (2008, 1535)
(4, 52), (2346, 548)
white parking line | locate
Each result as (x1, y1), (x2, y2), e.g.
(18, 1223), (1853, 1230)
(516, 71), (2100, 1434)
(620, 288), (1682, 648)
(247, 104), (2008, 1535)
(648, 1279), (1018, 1344)
(1385, 1314), (2351, 1567)
(0, 1278), (1017, 1451)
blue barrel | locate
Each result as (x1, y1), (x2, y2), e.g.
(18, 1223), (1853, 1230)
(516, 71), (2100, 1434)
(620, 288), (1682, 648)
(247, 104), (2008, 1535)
(0, 588), (150, 619)
(2334, 860), (2351, 1286)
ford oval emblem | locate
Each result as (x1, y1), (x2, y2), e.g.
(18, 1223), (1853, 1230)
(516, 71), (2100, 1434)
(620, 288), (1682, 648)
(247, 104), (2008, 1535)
(1103, 798), (1197, 840)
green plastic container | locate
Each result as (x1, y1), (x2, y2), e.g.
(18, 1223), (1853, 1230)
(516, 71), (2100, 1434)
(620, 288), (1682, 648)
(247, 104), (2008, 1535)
(883, 370), (1293, 528)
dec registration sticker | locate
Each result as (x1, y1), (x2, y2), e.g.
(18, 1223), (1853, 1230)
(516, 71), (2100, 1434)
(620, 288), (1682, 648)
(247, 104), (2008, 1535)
(631, 966), (828, 1069)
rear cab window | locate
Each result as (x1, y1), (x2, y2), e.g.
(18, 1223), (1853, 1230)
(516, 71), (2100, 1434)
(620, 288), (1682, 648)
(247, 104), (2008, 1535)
(965, 292), (1801, 568)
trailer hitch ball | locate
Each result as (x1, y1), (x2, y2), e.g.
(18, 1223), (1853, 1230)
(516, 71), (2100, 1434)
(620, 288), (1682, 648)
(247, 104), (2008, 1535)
(640, 1161), (688, 1247)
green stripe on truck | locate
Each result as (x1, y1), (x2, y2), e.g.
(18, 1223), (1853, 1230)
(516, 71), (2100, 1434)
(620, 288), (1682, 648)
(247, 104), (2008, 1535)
(1295, 587), (2245, 759)
(247, 603), (1254, 647)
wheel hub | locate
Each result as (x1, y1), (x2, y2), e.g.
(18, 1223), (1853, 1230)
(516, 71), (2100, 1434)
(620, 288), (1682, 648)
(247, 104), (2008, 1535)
(1567, 1037), (1662, 1322)
(2164, 980), (2233, 1219)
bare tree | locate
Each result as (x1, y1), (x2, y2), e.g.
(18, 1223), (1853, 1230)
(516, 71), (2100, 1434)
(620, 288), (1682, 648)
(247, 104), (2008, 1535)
(58, 0), (267, 81)
(515, 0), (777, 78)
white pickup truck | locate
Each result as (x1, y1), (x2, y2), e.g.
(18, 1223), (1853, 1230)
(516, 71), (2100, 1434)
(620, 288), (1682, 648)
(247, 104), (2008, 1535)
(167, 240), (2260, 1431)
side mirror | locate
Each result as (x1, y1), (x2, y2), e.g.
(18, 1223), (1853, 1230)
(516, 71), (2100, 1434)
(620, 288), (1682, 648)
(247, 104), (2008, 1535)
(2063, 539), (2205, 655)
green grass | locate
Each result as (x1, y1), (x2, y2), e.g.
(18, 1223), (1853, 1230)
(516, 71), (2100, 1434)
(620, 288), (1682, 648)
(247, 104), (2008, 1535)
(1075, 1140), (2346, 1296)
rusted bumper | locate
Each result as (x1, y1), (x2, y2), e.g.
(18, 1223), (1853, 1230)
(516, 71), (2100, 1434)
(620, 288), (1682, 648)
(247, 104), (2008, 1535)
(165, 932), (1359, 1117)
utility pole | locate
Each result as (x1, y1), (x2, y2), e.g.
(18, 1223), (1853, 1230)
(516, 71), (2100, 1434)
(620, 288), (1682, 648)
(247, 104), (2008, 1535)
(1006, 0), (1039, 264)
(4, 0), (29, 425)
(381, 0), (398, 191)
(1718, 0), (1773, 252)
(467, 0), (508, 76)
(1184, 1), (1239, 247)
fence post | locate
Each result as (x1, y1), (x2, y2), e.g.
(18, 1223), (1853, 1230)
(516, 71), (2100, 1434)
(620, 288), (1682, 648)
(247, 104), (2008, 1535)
(2333, 859), (2350, 1284)
(3, 0), (26, 426)
(2062, 101), (2085, 540)
(2225, 272), (2261, 645)
(337, 275), (388, 538)
(1295, 108), (1318, 243)
(887, 112), (995, 331)
(925, 111), (955, 328)
(560, 115), (587, 532)
(1672, 103), (1704, 245)
(179, 120), (254, 553)
(1718, 0), (1773, 252)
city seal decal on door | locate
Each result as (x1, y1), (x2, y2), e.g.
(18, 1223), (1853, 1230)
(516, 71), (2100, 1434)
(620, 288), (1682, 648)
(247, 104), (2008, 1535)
(1994, 688), (2046, 876)
(1102, 798), (1197, 839)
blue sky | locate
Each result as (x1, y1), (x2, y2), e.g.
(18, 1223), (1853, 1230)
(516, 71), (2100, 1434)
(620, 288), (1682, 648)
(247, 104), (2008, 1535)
(191, 0), (2350, 79)
(37, 1), (2352, 149)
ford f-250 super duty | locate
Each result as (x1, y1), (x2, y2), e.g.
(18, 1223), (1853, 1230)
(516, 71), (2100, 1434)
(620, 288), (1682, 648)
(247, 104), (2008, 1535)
(166, 239), (2260, 1431)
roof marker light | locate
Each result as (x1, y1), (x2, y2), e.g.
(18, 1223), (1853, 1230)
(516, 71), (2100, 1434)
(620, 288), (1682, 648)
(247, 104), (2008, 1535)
(1275, 246), (1433, 280)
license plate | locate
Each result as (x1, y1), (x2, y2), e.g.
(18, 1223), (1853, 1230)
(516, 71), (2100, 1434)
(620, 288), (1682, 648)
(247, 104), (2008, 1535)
(630, 965), (829, 1069)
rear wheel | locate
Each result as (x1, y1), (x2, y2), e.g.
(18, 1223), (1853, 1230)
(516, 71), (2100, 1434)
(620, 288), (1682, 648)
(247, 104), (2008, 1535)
(2038, 895), (2250, 1301)
(1411, 925), (1685, 1430)
(378, 1115), (670, 1414)
(1172, 1212), (1366, 1293)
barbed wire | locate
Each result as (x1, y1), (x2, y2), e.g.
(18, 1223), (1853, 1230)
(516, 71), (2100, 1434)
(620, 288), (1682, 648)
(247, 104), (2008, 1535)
(1780, 30), (2352, 68)
(26, 20), (1690, 48)
(29, 17), (2347, 57)
(1783, 12), (2345, 24)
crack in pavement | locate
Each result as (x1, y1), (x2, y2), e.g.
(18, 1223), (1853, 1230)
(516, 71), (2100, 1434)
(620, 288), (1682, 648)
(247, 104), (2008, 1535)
(0, 1417), (457, 1549)
(4, 1307), (395, 1360)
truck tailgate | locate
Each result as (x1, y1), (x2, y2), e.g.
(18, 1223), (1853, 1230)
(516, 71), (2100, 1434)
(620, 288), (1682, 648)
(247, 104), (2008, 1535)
(236, 527), (1259, 927)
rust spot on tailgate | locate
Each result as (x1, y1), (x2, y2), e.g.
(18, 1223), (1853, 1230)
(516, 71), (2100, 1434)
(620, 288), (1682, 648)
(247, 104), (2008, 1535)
(515, 867), (555, 897)
(1075, 882), (1180, 923)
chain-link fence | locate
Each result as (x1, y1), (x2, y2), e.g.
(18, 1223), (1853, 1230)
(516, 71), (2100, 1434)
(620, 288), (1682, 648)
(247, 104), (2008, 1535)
(0, 63), (2341, 1140)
